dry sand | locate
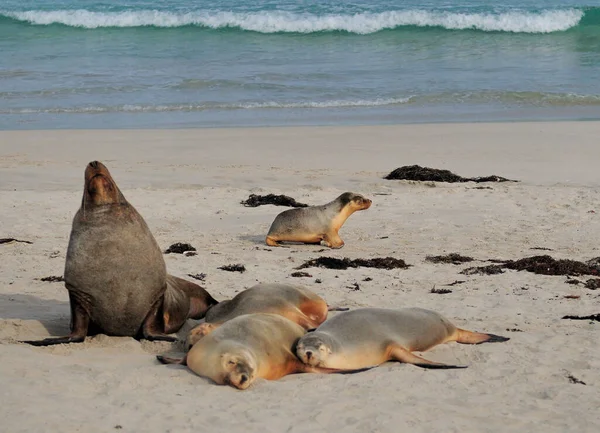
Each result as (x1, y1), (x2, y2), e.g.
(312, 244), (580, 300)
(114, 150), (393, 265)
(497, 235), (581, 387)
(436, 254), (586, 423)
(1, 122), (599, 433)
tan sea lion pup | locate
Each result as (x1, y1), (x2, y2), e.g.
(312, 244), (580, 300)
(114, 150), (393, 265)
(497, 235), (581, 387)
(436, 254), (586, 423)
(265, 192), (372, 248)
(296, 308), (509, 370)
(22, 161), (218, 346)
(186, 283), (328, 348)
(158, 313), (358, 390)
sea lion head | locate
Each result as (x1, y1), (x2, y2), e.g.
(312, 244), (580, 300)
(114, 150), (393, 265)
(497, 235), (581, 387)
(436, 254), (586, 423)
(219, 346), (257, 390)
(337, 192), (372, 213)
(295, 332), (334, 367)
(83, 161), (126, 207)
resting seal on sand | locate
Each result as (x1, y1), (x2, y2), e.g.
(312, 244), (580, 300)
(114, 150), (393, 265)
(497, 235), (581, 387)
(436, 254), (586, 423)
(186, 283), (328, 348)
(23, 161), (217, 346)
(265, 192), (372, 248)
(158, 313), (355, 390)
(296, 308), (509, 369)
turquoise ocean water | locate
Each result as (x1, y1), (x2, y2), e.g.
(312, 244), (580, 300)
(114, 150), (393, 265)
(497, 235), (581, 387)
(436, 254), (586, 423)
(1, 0), (600, 129)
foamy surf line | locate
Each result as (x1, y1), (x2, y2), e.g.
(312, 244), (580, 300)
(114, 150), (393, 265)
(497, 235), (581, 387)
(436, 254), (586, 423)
(0, 98), (411, 114)
(1, 9), (585, 34)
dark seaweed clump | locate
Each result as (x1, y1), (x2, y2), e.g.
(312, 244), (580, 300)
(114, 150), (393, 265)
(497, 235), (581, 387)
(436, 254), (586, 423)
(460, 255), (600, 277)
(584, 279), (600, 290)
(39, 276), (64, 282)
(384, 165), (516, 183)
(567, 374), (586, 385)
(562, 314), (600, 322)
(296, 256), (410, 270)
(290, 271), (312, 278)
(461, 265), (505, 275)
(426, 253), (474, 265)
(503, 255), (598, 277)
(430, 288), (452, 294)
(218, 264), (246, 273)
(187, 273), (206, 281)
(164, 243), (197, 254)
(241, 194), (308, 208)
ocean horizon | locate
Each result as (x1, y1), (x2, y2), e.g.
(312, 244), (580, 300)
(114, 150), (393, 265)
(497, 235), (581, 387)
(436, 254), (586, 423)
(1, 0), (600, 129)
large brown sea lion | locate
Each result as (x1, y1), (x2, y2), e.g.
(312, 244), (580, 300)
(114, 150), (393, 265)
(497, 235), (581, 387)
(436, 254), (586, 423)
(265, 192), (372, 248)
(22, 161), (217, 346)
(296, 307), (509, 370)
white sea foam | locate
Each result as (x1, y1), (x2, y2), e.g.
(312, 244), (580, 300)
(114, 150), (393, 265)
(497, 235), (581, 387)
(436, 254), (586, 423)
(0, 98), (410, 114)
(2, 9), (584, 34)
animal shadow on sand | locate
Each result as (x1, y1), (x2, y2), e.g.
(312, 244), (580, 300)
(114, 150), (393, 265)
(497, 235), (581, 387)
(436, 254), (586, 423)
(0, 294), (194, 346)
(0, 293), (70, 336)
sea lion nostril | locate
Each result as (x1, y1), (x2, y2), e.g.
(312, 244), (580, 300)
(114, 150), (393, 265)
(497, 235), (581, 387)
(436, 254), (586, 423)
(89, 161), (99, 169)
(239, 374), (248, 385)
(305, 350), (313, 360)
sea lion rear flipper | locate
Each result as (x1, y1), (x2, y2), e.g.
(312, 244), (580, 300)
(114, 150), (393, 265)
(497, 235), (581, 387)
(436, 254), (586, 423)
(156, 354), (187, 366)
(21, 292), (90, 346)
(455, 329), (510, 345)
(389, 344), (467, 369)
(162, 275), (219, 334)
(142, 297), (177, 342)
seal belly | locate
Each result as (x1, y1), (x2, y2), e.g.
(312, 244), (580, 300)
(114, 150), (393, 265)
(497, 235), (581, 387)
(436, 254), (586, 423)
(64, 212), (166, 336)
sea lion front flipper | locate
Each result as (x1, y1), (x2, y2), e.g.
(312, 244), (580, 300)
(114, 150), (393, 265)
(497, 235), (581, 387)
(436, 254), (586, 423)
(186, 322), (220, 349)
(21, 292), (90, 346)
(156, 354), (187, 366)
(322, 232), (344, 249)
(296, 360), (374, 375)
(265, 236), (281, 247)
(388, 344), (467, 369)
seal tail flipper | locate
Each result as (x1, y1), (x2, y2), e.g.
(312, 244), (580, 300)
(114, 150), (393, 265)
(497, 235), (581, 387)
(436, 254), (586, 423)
(455, 329), (510, 345)
(327, 306), (350, 312)
(389, 344), (467, 369)
(21, 292), (90, 346)
(156, 354), (187, 366)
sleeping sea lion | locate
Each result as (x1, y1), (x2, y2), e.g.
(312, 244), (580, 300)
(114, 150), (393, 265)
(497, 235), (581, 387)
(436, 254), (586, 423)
(265, 192), (371, 248)
(158, 313), (359, 389)
(22, 161), (217, 346)
(296, 307), (509, 370)
(186, 283), (328, 348)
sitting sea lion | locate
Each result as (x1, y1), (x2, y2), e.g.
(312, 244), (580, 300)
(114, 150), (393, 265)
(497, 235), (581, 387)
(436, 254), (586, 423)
(265, 192), (372, 248)
(22, 161), (218, 346)
(158, 313), (357, 390)
(296, 307), (509, 370)
(186, 283), (328, 348)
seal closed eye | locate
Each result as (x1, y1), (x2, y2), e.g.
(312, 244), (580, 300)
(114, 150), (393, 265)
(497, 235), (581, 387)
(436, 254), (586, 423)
(21, 161), (218, 346)
(265, 192), (372, 249)
(296, 307), (509, 370)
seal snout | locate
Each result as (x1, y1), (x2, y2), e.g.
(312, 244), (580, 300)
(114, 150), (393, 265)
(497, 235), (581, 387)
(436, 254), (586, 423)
(88, 161), (99, 169)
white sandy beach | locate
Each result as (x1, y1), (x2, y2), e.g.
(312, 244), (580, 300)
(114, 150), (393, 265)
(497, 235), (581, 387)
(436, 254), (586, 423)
(1, 122), (599, 433)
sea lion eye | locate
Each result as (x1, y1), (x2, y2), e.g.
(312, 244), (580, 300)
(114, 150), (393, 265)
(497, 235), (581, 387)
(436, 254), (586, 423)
(228, 360), (236, 365)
